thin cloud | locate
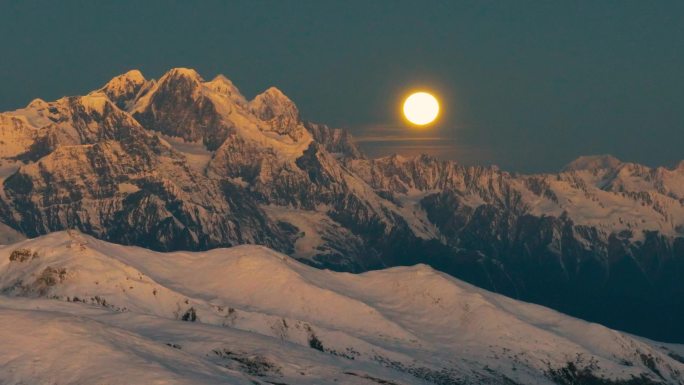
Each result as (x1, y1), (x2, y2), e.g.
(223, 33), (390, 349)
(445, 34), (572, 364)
(351, 123), (451, 142)
(354, 136), (451, 143)
(350, 123), (494, 165)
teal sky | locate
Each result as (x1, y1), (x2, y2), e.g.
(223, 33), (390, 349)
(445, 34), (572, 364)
(1, 1), (682, 172)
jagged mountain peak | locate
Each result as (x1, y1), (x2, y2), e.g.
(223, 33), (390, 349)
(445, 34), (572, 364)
(258, 86), (288, 99)
(129, 67), (224, 147)
(154, 68), (203, 94)
(132, 68), (204, 112)
(207, 73), (237, 87)
(205, 74), (247, 105)
(563, 154), (622, 172)
(147, 67), (205, 96)
(123, 68), (144, 80)
(247, 86), (303, 140)
(249, 86), (299, 120)
(106, 69), (145, 86)
(162, 67), (203, 81)
(130, 67), (313, 150)
(96, 69), (149, 110)
(26, 98), (48, 109)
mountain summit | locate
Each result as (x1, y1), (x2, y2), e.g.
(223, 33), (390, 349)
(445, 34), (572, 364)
(95, 69), (150, 110)
(1, 68), (684, 342)
(563, 154), (623, 171)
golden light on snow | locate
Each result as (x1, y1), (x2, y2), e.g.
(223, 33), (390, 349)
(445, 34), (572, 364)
(402, 92), (440, 126)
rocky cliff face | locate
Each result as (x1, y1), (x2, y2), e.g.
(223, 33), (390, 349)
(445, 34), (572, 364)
(1, 68), (684, 342)
(0, 86), (291, 253)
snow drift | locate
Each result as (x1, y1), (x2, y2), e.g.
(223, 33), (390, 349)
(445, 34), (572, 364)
(0, 231), (682, 384)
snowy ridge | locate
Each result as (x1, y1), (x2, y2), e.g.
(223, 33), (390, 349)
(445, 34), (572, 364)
(1, 231), (683, 384)
(1, 68), (684, 342)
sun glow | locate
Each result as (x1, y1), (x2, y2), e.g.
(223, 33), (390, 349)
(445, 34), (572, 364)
(403, 92), (439, 126)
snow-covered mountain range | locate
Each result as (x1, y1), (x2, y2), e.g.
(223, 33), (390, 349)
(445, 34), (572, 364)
(1, 231), (683, 384)
(1, 68), (683, 342)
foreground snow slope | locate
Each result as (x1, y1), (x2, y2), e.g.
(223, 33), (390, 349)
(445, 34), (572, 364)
(0, 306), (254, 385)
(0, 231), (682, 385)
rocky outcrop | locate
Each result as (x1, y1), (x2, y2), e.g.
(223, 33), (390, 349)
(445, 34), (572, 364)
(0, 91), (291, 252)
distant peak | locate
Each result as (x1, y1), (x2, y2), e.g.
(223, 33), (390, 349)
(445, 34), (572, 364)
(250, 86), (298, 121)
(27, 98), (48, 109)
(209, 74), (235, 85)
(163, 67), (202, 81)
(104, 69), (146, 88)
(153, 68), (204, 96)
(206, 74), (246, 104)
(262, 86), (286, 97)
(563, 154), (622, 172)
(96, 69), (148, 110)
(252, 87), (294, 105)
(121, 69), (145, 82)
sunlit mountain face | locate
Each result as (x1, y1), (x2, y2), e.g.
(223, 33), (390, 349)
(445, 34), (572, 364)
(1, 69), (684, 352)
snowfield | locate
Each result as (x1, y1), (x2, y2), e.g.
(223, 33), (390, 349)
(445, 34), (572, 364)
(0, 231), (682, 384)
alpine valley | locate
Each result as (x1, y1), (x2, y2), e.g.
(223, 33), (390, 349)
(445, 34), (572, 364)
(1, 69), (684, 370)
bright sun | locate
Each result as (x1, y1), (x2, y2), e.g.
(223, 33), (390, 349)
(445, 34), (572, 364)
(403, 91), (440, 126)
